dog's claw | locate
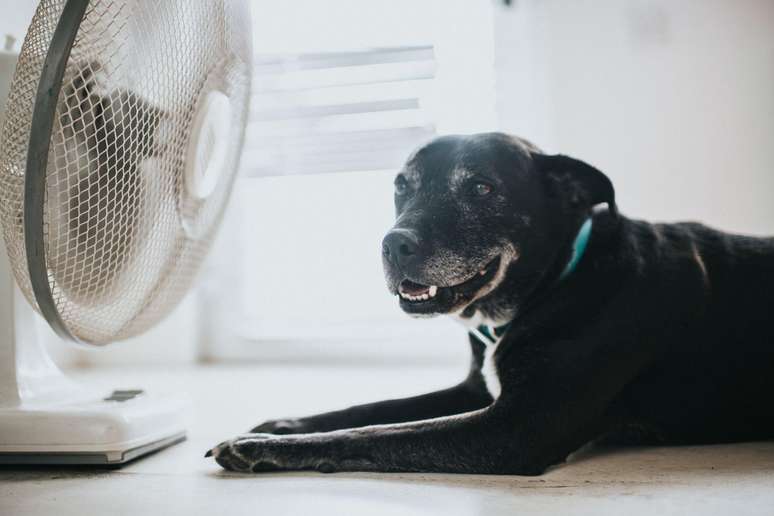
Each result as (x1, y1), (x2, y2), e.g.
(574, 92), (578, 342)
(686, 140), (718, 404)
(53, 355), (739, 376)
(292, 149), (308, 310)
(204, 449), (213, 458)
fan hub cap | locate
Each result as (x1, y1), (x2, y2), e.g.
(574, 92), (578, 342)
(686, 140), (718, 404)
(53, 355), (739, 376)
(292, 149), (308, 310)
(184, 90), (233, 201)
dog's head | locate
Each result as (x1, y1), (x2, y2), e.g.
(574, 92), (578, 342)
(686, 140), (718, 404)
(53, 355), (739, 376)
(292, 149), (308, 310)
(382, 132), (616, 324)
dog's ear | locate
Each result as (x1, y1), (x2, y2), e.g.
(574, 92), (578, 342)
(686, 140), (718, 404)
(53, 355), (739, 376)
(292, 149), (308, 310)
(532, 153), (617, 217)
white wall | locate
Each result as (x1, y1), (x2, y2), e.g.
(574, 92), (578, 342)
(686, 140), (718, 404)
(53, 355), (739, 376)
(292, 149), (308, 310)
(0, 1), (36, 42)
(493, 0), (774, 235)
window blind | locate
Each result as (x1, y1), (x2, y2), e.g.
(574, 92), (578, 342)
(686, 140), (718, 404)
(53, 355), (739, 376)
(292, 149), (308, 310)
(242, 45), (437, 177)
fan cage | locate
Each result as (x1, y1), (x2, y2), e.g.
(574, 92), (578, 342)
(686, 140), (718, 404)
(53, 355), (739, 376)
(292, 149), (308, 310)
(0, 0), (251, 344)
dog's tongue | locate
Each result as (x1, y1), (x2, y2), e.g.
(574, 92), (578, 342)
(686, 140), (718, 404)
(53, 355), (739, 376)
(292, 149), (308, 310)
(400, 279), (430, 296)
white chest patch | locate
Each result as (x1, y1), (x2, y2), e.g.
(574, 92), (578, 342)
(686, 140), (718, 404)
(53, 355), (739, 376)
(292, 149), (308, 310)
(481, 340), (501, 399)
(449, 314), (509, 400)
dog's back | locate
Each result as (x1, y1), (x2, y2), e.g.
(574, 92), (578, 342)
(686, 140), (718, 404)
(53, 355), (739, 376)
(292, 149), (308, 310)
(606, 218), (774, 445)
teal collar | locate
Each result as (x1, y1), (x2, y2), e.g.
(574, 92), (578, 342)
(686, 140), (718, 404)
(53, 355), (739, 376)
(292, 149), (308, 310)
(471, 216), (594, 346)
(469, 323), (509, 346)
(558, 217), (593, 281)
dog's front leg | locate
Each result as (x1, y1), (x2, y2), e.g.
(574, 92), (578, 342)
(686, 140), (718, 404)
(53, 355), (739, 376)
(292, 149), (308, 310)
(208, 407), (523, 474)
(250, 336), (492, 434)
(250, 380), (492, 434)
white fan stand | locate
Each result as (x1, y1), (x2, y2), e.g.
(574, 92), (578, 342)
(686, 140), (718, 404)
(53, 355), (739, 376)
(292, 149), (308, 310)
(0, 250), (188, 465)
(0, 30), (187, 466)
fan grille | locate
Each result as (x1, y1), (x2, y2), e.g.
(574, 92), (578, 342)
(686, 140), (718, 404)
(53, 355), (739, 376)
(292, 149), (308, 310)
(0, 0), (251, 344)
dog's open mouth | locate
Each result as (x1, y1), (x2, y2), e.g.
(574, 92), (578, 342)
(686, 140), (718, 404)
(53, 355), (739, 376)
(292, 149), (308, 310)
(397, 256), (501, 312)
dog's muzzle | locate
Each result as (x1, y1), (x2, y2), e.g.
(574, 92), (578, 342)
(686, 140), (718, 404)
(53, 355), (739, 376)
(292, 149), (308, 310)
(382, 231), (505, 315)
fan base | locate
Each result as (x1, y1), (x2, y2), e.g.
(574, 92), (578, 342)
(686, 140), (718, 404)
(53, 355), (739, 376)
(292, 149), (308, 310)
(0, 391), (187, 466)
(1, 246), (188, 466)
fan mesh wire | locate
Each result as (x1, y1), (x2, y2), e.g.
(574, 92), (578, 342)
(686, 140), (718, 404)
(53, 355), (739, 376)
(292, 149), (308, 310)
(0, 0), (251, 344)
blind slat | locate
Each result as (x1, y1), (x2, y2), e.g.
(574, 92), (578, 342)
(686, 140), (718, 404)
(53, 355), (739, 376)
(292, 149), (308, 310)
(246, 46), (437, 177)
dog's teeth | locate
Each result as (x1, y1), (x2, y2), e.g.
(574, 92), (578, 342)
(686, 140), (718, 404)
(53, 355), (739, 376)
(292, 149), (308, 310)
(479, 269), (486, 276)
(399, 286), (436, 302)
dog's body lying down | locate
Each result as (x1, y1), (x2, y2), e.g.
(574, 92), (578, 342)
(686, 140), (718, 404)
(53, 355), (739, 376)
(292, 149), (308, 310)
(208, 133), (774, 474)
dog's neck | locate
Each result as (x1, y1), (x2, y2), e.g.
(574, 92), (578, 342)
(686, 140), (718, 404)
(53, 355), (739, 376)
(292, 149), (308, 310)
(462, 215), (594, 346)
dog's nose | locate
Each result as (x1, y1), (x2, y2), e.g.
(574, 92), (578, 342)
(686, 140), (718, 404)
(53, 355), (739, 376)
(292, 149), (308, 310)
(382, 229), (419, 268)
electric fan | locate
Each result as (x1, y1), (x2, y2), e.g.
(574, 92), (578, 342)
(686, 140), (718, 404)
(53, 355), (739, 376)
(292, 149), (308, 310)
(0, 0), (251, 464)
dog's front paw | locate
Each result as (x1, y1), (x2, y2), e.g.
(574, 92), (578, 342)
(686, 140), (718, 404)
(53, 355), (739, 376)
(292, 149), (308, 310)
(205, 434), (283, 472)
(249, 418), (308, 435)
(205, 433), (352, 474)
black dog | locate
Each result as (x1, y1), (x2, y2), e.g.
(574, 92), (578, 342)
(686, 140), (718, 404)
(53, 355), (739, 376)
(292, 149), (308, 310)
(208, 132), (774, 474)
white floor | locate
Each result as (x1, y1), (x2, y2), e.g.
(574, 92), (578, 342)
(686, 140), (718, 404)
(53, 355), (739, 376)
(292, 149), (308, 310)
(2, 363), (773, 516)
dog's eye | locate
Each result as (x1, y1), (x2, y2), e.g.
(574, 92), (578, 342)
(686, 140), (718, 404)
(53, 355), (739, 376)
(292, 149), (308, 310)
(394, 176), (409, 196)
(473, 182), (493, 197)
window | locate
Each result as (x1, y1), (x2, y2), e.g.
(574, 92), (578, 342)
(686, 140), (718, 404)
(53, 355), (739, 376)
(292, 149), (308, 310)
(246, 46), (436, 177)
(201, 0), (497, 362)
